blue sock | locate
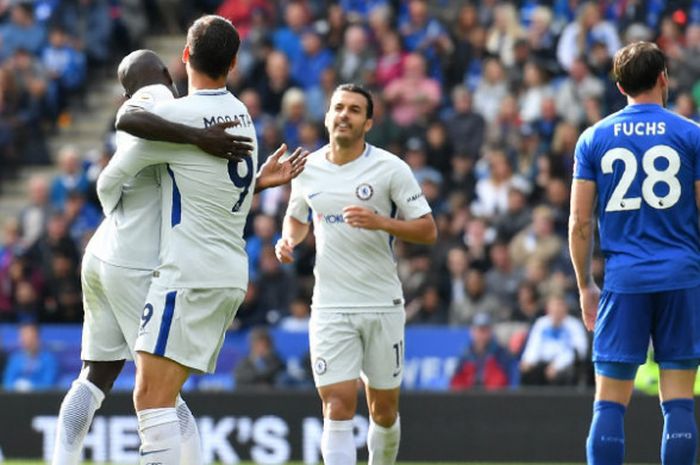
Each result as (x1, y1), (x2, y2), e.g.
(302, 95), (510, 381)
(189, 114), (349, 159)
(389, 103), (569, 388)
(586, 400), (626, 465)
(661, 398), (697, 465)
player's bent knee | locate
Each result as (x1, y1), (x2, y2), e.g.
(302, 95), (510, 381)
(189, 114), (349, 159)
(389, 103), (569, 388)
(82, 360), (125, 395)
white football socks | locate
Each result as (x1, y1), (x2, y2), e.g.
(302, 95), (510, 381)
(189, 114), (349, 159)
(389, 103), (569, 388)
(368, 415), (401, 465)
(52, 379), (105, 465)
(175, 395), (202, 465)
(321, 419), (356, 465)
(137, 408), (180, 465)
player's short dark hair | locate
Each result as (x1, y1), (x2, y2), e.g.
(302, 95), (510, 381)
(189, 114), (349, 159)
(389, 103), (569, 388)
(186, 15), (240, 80)
(613, 41), (667, 97)
(335, 84), (374, 119)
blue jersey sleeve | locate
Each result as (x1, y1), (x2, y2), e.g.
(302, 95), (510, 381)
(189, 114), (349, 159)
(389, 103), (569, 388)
(694, 124), (700, 181)
(574, 127), (596, 180)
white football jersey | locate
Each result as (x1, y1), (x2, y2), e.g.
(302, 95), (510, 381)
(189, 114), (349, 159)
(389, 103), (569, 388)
(286, 144), (431, 311)
(86, 84), (174, 270)
(97, 87), (258, 290)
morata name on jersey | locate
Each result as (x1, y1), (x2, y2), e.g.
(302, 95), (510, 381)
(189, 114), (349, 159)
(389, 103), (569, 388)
(613, 121), (665, 137)
(203, 113), (253, 128)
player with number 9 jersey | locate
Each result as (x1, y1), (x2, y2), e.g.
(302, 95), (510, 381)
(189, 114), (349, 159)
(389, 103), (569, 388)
(574, 102), (700, 293)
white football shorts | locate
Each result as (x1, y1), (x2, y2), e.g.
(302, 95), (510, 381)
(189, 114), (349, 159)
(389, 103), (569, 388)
(134, 284), (245, 373)
(80, 252), (152, 362)
(309, 310), (405, 389)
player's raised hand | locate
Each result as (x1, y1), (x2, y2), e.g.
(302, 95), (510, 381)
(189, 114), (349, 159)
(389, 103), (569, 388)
(194, 121), (254, 161)
(579, 283), (600, 331)
(275, 237), (296, 264)
(256, 144), (309, 191)
(342, 205), (385, 230)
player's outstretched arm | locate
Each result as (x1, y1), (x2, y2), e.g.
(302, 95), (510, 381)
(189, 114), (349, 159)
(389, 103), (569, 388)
(342, 207), (437, 244)
(116, 110), (254, 161)
(275, 215), (310, 264)
(254, 144), (308, 193)
(568, 178), (600, 331)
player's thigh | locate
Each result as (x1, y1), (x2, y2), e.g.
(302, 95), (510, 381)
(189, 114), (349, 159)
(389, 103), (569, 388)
(652, 285), (700, 364)
(135, 285), (245, 373)
(101, 262), (153, 358)
(594, 374), (635, 405)
(134, 351), (190, 409)
(361, 312), (405, 390)
(81, 254), (139, 362)
(659, 368), (698, 402)
(593, 290), (652, 365)
(309, 311), (362, 387)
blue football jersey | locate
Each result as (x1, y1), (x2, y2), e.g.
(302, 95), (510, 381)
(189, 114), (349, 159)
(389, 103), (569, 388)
(574, 103), (700, 293)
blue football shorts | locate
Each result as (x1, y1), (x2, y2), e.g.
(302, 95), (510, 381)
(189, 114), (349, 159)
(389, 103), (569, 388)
(593, 285), (700, 379)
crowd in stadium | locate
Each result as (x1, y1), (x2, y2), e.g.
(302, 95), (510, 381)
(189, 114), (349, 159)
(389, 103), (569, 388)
(2, 0), (700, 392)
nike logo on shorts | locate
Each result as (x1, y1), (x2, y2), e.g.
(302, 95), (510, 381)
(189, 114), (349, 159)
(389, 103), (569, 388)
(140, 448), (170, 456)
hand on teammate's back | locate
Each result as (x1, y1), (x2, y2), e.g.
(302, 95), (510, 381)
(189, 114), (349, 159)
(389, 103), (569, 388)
(194, 121), (254, 161)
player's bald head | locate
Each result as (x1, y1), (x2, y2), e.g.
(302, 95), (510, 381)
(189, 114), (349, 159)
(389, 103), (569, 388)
(118, 49), (174, 97)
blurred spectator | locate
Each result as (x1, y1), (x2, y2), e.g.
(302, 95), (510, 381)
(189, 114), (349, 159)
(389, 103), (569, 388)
(273, 1), (309, 64)
(526, 6), (556, 66)
(471, 148), (515, 219)
(399, 0), (452, 82)
(3, 321), (58, 391)
(383, 52), (441, 128)
(512, 281), (542, 324)
(17, 174), (50, 249)
(335, 24), (375, 86)
(449, 269), (503, 326)
(49, 145), (89, 210)
(518, 60), (553, 123)
(40, 26), (86, 121)
(556, 2), (620, 72)
(255, 245), (297, 325)
(492, 184), (532, 242)
(485, 3), (523, 67)
(444, 86), (484, 160)
(450, 312), (513, 389)
(278, 296), (310, 332)
(278, 87), (307, 152)
(234, 327), (286, 389)
(0, 218), (21, 318)
(246, 214), (281, 280)
(405, 282), (448, 324)
(256, 51), (300, 115)
(375, 29), (405, 88)
(0, 3), (45, 58)
(291, 27), (333, 91)
(63, 189), (101, 248)
(555, 57), (604, 126)
(519, 294), (588, 386)
(217, 0), (273, 40)
(484, 241), (521, 316)
(509, 205), (563, 269)
(472, 58), (508, 124)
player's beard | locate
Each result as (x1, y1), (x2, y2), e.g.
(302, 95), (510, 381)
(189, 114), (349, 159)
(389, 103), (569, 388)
(332, 122), (362, 147)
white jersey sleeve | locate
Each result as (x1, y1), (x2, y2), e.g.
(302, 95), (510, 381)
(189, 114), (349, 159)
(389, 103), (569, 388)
(389, 157), (432, 220)
(287, 176), (311, 224)
(86, 84), (174, 270)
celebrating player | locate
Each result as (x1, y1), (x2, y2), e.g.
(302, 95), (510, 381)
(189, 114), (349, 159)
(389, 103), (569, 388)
(53, 41), (305, 465)
(570, 41), (700, 465)
(276, 84), (437, 465)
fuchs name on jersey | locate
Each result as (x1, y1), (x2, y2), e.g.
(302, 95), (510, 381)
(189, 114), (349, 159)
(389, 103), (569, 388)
(203, 113), (252, 128)
(613, 121), (666, 137)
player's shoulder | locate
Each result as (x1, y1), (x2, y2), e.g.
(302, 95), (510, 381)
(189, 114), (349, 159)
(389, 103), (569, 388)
(365, 143), (408, 169)
(129, 84), (175, 106)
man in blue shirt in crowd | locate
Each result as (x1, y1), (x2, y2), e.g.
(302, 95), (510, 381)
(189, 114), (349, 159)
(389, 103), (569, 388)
(3, 321), (58, 391)
(570, 41), (700, 465)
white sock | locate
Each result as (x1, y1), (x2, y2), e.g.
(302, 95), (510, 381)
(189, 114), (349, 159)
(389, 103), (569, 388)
(52, 379), (105, 465)
(137, 408), (180, 465)
(321, 419), (356, 465)
(175, 395), (201, 465)
(367, 415), (401, 465)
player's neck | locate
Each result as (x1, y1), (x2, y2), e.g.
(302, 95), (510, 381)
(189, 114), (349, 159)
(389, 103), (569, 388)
(327, 140), (366, 165)
(627, 92), (663, 107)
(187, 71), (227, 93)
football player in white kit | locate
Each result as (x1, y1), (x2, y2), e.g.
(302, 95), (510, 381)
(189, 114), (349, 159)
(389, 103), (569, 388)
(52, 45), (305, 465)
(95, 17), (281, 465)
(275, 84), (437, 465)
